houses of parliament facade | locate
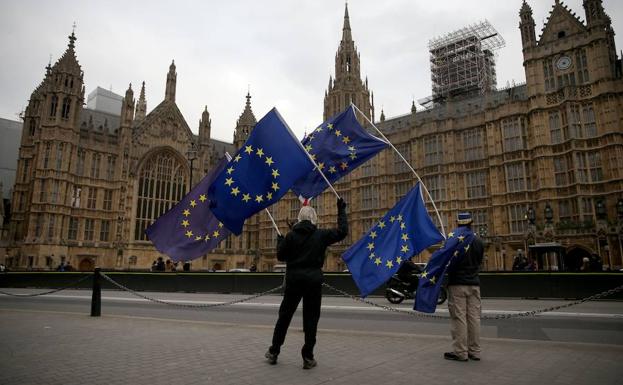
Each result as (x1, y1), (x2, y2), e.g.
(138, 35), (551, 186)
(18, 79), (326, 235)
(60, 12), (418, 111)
(2, 0), (623, 272)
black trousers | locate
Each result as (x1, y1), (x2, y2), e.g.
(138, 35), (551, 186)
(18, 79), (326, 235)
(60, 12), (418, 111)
(269, 281), (322, 359)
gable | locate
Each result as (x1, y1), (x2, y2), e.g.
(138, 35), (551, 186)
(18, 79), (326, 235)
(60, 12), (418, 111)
(538, 2), (586, 45)
(132, 100), (195, 145)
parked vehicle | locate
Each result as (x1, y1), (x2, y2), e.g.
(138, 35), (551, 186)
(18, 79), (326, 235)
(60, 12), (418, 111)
(385, 261), (448, 305)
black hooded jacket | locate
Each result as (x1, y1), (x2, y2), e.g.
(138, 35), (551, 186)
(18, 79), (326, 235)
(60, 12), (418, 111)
(277, 205), (348, 285)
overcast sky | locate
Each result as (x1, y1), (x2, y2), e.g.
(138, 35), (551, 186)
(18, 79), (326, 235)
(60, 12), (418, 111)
(1, 0), (622, 142)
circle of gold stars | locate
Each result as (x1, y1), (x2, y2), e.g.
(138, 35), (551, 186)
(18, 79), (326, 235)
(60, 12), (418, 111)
(223, 144), (281, 205)
(366, 213), (411, 269)
(305, 122), (357, 174)
(179, 193), (225, 242)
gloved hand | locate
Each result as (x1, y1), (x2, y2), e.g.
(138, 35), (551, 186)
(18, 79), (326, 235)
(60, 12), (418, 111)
(337, 197), (347, 210)
(277, 234), (285, 242)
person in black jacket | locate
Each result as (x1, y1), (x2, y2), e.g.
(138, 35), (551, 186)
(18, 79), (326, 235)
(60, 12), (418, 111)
(265, 198), (348, 369)
(444, 212), (484, 362)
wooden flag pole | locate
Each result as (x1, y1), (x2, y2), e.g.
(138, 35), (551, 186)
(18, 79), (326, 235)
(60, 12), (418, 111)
(351, 103), (446, 238)
(264, 208), (282, 237)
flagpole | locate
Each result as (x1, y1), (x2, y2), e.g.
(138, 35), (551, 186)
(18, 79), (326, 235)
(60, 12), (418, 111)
(351, 103), (446, 237)
(264, 208), (282, 237)
(272, 107), (341, 200)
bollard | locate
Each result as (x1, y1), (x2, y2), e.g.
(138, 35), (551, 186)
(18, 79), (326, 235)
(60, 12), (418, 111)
(90, 267), (101, 317)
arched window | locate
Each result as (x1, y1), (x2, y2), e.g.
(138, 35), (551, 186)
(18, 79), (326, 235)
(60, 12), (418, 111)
(61, 97), (71, 119)
(50, 95), (58, 117)
(134, 150), (186, 240)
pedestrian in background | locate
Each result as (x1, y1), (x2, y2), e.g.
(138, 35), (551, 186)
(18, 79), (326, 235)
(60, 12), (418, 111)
(265, 198), (348, 369)
(444, 212), (484, 362)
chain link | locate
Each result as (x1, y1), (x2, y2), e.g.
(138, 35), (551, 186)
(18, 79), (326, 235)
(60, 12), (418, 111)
(322, 282), (623, 321)
(321, 282), (448, 319)
(0, 274), (92, 297)
(100, 272), (284, 309)
(480, 284), (623, 320)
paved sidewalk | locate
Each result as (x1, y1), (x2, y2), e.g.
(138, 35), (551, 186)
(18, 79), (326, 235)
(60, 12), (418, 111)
(0, 307), (621, 385)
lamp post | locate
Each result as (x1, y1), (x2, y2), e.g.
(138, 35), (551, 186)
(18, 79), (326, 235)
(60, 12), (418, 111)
(478, 224), (488, 270)
(186, 148), (198, 191)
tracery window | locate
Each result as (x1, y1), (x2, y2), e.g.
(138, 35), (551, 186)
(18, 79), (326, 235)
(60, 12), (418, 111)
(134, 151), (186, 240)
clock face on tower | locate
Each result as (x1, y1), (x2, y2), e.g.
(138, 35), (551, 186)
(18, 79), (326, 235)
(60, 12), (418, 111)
(556, 56), (572, 70)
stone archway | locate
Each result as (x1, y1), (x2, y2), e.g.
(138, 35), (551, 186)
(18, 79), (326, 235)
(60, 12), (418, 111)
(565, 246), (592, 272)
(78, 258), (95, 271)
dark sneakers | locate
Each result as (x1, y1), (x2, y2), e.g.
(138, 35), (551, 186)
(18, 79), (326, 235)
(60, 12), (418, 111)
(265, 350), (278, 365)
(468, 353), (481, 361)
(444, 352), (468, 362)
(302, 357), (317, 369)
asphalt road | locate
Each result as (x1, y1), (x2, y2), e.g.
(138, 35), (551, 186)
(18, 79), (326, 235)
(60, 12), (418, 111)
(1, 289), (622, 346)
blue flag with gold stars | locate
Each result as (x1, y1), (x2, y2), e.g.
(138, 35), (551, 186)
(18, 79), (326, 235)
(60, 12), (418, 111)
(414, 226), (475, 313)
(145, 156), (232, 262)
(208, 108), (315, 235)
(342, 182), (444, 297)
(291, 105), (388, 199)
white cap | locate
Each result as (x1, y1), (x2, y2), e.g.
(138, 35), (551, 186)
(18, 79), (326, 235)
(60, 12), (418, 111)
(298, 206), (317, 225)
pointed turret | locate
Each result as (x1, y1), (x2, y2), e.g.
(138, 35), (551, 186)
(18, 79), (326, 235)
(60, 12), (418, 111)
(583, 0), (608, 28)
(342, 3), (352, 43)
(121, 83), (135, 126)
(42, 29), (84, 128)
(234, 92), (257, 150)
(324, 4), (373, 123)
(165, 60), (177, 102)
(134, 81), (147, 122)
(411, 100), (417, 114)
(519, 1), (537, 49)
(199, 105), (211, 145)
(380, 108), (385, 122)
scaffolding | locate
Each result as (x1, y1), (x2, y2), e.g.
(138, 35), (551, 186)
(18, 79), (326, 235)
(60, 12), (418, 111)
(429, 20), (505, 104)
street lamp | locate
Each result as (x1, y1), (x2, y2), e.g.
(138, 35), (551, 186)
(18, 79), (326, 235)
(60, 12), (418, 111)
(186, 147), (198, 191)
(478, 224), (488, 238)
(526, 207), (536, 225)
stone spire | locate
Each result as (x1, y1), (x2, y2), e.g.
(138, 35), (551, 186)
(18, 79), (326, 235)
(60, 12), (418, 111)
(165, 60), (177, 102)
(134, 81), (147, 121)
(342, 3), (352, 43)
(324, 3), (373, 123)
(199, 105), (211, 145)
(234, 92), (257, 150)
(411, 100), (417, 114)
(519, 1), (537, 49)
(121, 83), (135, 126)
(583, 0), (608, 27)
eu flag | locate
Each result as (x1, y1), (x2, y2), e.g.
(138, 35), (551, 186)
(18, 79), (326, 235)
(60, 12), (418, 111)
(414, 227), (476, 313)
(291, 105), (388, 199)
(208, 108), (315, 235)
(342, 182), (444, 297)
(145, 156), (232, 262)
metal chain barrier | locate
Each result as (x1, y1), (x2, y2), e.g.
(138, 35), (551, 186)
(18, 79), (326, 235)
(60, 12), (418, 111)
(100, 272), (284, 309)
(0, 274), (92, 297)
(322, 282), (448, 319)
(12, 271), (615, 320)
(480, 284), (623, 320)
(322, 282), (623, 321)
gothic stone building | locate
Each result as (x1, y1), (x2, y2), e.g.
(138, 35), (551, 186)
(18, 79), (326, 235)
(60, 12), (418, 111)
(261, 0), (623, 272)
(3, 0), (623, 272)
